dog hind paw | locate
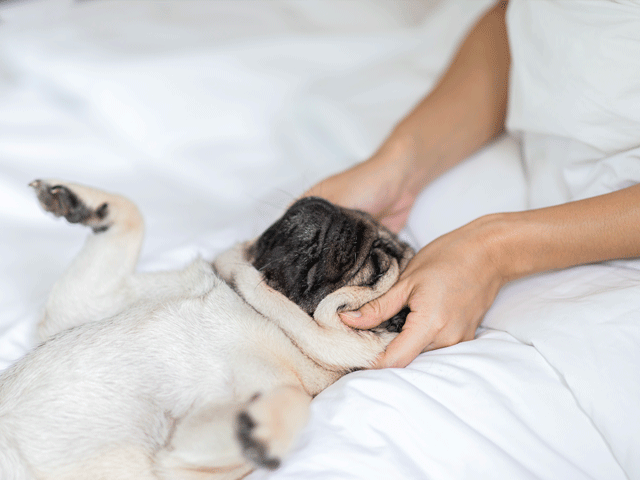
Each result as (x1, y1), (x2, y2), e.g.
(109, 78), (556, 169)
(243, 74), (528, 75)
(30, 179), (110, 232)
(235, 386), (311, 471)
(236, 408), (281, 470)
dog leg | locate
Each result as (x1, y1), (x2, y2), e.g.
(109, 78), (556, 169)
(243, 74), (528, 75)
(30, 179), (144, 340)
(157, 386), (311, 477)
(155, 402), (253, 480)
(236, 386), (312, 471)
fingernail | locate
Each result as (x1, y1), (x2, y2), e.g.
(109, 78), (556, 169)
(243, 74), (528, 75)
(341, 310), (362, 318)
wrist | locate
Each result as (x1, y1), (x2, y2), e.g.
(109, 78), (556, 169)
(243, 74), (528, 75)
(474, 212), (542, 285)
(388, 108), (469, 197)
(377, 123), (445, 199)
(368, 129), (421, 197)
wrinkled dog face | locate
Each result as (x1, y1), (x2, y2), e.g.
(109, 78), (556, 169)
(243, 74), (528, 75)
(247, 197), (414, 332)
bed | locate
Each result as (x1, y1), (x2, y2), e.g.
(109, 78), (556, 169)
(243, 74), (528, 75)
(0, 1), (638, 479)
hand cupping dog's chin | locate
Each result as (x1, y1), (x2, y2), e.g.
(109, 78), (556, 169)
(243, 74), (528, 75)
(248, 197), (414, 325)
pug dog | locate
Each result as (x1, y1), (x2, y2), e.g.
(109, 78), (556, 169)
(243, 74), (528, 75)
(0, 179), (413, 480)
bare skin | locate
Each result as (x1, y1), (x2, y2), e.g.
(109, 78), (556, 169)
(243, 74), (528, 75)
(306, 1), (511, 234)
(303, 0), (640, 368)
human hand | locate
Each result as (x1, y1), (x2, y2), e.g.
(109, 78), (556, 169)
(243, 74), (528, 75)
(341, 216), (506, 368)
(302, 141), (420, 233)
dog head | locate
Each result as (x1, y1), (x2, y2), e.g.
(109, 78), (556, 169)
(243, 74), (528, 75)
(214, 197), (414, 370)
(247, 197), (413, 331)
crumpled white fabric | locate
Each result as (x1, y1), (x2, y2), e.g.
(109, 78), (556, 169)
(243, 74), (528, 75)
(484, 265), (640, 479)
(0, 1), (636, 479)
(506, 0), (640, 209)
(249, 329), (625, 480)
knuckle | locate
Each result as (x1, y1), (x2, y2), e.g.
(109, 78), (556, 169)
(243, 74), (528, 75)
(463, 331), (476, 342)
(367, 298), (384, 317)
(429, 315), (448, 333)
(439, 330), (467, 349)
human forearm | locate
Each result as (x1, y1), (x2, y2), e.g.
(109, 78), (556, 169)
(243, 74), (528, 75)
(381, 0), (510, 196)
(343, 184), (640, 367)
(302, 2), (511, 234)
(483, 184), (640, 283)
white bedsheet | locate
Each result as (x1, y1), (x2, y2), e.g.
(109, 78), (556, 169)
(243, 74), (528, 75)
(0, 1), (637, 479)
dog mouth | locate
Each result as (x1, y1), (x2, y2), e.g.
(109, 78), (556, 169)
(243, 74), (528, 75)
(373, 307), (410, 333)
(247, 197), (413, 331)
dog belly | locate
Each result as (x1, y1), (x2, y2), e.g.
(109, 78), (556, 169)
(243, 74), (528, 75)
(0, 317), (233, 475)
(36, 447), (157, 480)
(0, 365), (178, 475)
(0, 290), (301, 478)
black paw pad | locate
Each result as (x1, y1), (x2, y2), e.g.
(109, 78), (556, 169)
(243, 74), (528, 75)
(30, 180), (110, 233)
(95, 202), (109, 220)
(49, 185), (89, 224)
(236, 411), (281, 470)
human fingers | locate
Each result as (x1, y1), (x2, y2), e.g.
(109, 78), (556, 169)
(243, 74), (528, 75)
(373, 315), (432, 368)
(339, 283), (408, 330)
(299, 165), (366, 210)
(378, 206), (412, 234)
(375, 314), (478, 369)
(300, 177), (336, 202)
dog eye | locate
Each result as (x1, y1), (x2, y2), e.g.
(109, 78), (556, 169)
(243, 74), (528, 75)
(372, 237), (404, 260)
(371, 238), (393, 254)
(305, 261), (319, 293)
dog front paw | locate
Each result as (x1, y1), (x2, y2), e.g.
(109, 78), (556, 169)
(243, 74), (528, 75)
(30, 179), (110, 232)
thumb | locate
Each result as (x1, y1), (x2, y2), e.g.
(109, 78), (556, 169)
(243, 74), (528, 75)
(339, 284), (407, 330)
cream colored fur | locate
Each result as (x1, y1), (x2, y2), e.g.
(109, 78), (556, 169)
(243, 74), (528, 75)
(0, 180), (408, 480)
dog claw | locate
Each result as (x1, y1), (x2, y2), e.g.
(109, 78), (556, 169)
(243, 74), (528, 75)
(30, 179), (111, 232)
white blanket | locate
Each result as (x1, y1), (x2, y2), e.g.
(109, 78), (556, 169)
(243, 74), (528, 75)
(0, 1), (637, 479)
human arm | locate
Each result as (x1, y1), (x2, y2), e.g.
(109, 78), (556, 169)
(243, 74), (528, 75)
(303, 0), (515, 364)
(303, 0), (511, 232)
(346, 184), (640, 368)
